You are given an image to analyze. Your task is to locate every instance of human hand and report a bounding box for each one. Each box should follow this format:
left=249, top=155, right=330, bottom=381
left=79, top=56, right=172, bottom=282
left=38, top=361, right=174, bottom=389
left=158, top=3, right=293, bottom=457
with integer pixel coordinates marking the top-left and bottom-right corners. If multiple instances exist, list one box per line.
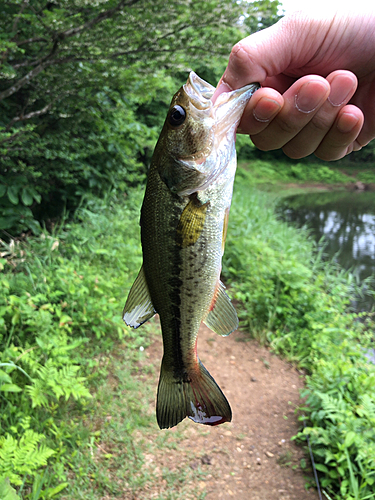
left=213, top=10, right=375, bottom=160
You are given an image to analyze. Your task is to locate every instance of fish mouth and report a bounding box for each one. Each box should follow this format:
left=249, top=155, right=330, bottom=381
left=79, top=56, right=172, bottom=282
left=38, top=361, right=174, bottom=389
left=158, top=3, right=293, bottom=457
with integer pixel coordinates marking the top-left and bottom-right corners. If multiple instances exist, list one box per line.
left=183, top=71, right=259, bottom=140
left=213, top=81, right=260, bottom=136
left=183, top=72, right=215, bottom=110
left=184, top=71, right=259, bottom=120
left=177, top=73, right=260, bottom=195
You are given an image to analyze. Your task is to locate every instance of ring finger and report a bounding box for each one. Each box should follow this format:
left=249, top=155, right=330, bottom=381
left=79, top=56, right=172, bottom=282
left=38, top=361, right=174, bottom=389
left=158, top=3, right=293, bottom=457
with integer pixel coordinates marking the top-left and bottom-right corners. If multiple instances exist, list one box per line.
left=282, top=70, right=358, bottom=159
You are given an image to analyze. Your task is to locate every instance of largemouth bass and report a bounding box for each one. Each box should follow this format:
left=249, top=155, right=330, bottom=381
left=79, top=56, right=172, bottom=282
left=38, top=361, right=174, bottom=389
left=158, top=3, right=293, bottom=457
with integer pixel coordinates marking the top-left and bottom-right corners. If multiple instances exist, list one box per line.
left=123, top=72, right=259, bottom=429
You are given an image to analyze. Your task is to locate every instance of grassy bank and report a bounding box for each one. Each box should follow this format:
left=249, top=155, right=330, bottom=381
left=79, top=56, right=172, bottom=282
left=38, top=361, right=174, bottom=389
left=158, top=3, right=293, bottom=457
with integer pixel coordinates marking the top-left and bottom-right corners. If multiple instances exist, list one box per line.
left=0, top=190, right=210, bottom=499
left=223, top=168, right=375, bottom=499
left=236, top=139, right=375, bottom=189
left=1, top=163, right=375, bottom=499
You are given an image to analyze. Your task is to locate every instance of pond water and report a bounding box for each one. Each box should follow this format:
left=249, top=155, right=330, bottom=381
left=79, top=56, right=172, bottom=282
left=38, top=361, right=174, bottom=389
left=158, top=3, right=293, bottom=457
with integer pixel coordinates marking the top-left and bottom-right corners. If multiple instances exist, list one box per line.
left=277, top=190, right=375, bottom=311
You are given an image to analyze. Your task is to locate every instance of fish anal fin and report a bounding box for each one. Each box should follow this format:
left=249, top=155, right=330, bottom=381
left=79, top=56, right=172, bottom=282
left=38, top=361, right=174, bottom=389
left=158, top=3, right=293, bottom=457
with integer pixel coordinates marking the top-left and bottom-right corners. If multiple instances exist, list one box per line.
left=176, top=195, right=209, bottom=248
left=204, top=280, right=238, bottom=336
left=156, top=358, right=231, bottom=429
left=123, top=265, right=155, bottom=328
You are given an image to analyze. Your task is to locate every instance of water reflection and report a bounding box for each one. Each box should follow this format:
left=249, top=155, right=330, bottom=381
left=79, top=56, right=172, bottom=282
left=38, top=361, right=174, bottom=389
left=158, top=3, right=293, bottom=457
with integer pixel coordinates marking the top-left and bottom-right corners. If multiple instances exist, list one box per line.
left=278, top=191, right=375, bottom=310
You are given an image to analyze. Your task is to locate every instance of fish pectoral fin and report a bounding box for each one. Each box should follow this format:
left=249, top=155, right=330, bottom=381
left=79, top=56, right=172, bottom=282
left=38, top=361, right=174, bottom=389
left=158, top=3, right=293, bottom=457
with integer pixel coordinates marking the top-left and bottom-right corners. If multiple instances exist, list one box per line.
left=204, top=280, right=238, bottom=336
left=156, top=358, right=232, bottom=429
left=123, top=265, right=155, bottom=328
left=176, top=194, right=210, bottom=248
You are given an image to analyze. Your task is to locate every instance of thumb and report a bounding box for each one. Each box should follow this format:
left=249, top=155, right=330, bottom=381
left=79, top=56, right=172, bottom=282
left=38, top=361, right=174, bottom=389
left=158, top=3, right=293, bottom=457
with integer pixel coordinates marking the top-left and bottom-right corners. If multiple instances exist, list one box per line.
left=212, top=13, right=320, bottom=102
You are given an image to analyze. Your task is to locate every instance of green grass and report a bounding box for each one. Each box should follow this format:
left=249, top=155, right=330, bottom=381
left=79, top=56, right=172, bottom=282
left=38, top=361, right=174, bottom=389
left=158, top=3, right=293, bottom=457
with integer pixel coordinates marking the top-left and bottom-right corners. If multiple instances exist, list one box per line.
left=236, top=141, right=375, bottom=188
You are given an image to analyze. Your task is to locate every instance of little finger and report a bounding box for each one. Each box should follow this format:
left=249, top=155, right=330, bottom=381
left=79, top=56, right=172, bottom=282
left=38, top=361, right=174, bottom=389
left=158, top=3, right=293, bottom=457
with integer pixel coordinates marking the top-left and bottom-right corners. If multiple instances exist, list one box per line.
left=314, top=105, right=364, bottom=161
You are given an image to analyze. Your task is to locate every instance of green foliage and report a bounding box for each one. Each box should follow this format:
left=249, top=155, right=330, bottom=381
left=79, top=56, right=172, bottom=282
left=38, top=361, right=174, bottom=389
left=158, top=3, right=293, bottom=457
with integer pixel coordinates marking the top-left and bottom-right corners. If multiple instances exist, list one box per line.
left=0, top=0, right=253, bottom=235
left=223, top=169, right=375, bottom=499
left=0, top=426, right=55, bottom=486
left=237, top=129, right=375, bottom=187
left=0, top=188, right=145, bottom=495
left=238, top=156, right=359, bottom=185
left=288, top=163, right=349, bottom=183
left=0, top=478, right=20, bottom=500
left=244, top=0, right=283, bottom=32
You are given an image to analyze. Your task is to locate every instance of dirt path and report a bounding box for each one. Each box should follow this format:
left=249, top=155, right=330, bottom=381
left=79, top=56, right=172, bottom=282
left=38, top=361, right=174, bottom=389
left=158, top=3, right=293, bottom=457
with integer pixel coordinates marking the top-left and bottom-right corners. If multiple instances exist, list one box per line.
left=136, top=322, right=319, bottom=500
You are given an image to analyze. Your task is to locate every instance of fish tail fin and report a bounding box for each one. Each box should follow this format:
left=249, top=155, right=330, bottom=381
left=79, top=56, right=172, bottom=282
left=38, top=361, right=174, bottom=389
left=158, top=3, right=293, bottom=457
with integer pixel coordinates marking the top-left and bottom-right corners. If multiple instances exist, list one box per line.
left=156, top=358, right=232, bottom=429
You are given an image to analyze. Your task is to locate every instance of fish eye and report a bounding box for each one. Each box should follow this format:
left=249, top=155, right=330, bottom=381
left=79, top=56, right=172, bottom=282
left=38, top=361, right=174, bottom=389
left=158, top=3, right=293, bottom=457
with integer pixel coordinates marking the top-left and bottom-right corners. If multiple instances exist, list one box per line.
left=169, top=105, right=186, bottom=127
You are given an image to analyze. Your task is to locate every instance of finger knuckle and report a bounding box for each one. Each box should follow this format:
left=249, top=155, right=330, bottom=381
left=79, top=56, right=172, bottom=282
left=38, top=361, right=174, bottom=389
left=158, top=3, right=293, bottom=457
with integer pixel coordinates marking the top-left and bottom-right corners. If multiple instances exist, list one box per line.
left=309, top=113, right=333, bottom=133
left=251, top=134, right=274, bottom=151
left=314, top=151, right=336, bottom=161
left=314, top=147, right=343, bottom=161
left=229, top=42, right=255, bottom=71
left=282, top=143, right=307, bottom=160
left=276, top=118, right=299, bottom=136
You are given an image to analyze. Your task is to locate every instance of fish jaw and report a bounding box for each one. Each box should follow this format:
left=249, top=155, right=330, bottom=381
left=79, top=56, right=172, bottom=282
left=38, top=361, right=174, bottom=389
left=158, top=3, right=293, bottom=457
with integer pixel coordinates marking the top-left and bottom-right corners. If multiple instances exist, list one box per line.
left=176, top=79, right=259, bottom=196
left=183, top=72, right=215, bottom=109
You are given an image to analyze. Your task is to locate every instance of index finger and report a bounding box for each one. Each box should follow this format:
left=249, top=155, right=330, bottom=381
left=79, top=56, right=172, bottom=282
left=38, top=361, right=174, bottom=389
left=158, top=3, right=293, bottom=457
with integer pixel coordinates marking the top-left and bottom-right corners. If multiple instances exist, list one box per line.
left=212, top=23, right=287, bottom=103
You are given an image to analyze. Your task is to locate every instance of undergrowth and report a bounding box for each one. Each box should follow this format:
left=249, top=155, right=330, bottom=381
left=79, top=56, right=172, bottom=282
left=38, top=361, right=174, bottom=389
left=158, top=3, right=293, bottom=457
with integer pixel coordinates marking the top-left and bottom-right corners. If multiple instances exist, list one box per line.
left=2, top=163, right=375, bottom=499
left=0, top=190, right=147, bottom=497
left=223, top=168, right=375, bottom=500
left=236, top=145, right=375, bottom=187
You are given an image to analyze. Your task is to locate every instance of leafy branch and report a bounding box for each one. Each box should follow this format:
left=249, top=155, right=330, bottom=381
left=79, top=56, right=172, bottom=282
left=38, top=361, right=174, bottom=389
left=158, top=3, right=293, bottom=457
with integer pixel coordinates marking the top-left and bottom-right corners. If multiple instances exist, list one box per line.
left=0, top=0, right=139, bottom=101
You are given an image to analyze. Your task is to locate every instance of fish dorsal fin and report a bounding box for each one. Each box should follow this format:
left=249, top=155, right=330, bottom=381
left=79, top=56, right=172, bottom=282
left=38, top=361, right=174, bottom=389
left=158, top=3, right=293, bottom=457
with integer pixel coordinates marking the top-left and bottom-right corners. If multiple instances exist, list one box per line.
left=176, top=195, right=209, bottom=248
left=204, top=281, right=238, bottom=336
left=123, top=265, right=155, bottom=329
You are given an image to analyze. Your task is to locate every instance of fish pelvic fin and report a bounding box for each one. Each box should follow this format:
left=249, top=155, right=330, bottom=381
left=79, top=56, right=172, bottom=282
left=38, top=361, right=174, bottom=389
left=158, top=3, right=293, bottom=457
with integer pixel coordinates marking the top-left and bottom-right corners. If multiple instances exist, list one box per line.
left=123, top=265, right=155, bottom=328
left=204, top=280, right=238, bottom=336
left=156, top=358, right=232, bottom=429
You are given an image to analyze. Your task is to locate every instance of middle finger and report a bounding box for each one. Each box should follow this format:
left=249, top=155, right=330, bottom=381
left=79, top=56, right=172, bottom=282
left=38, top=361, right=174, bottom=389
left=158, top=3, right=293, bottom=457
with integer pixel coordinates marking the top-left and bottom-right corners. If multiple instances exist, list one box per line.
left=250, top=75, right=330, bottom=151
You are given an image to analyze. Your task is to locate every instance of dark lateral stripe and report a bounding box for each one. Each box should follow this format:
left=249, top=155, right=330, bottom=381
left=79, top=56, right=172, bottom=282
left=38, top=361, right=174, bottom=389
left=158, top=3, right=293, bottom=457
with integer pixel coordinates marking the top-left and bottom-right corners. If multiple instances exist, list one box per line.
left=168, top=233, right=185, bottom=380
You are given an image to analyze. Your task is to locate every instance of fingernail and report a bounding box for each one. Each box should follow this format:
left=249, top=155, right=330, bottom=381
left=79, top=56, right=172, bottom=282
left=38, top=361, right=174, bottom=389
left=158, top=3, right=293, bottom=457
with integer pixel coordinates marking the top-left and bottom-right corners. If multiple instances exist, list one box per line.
left=328, top=75, right=354, bottom=106
left=337, top=112, right=359, bottom=133
left=295, top=81, right=327, bottom=113
left=217, top=81, right=233, bottom=93
left=253, top=97, right=281, bottom=122
left=212, top=81, right=232, bottom=103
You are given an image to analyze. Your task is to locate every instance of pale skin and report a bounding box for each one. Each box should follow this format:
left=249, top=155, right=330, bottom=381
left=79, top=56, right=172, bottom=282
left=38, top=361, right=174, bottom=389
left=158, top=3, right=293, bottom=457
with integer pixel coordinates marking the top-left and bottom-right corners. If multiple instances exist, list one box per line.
left=213, top=10, right=375, bottom=161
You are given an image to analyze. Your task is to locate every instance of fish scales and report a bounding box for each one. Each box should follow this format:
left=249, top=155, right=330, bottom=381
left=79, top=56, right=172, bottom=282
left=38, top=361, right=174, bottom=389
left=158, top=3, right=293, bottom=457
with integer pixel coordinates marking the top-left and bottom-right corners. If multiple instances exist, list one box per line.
left=123, top=72, right=259, bottom=429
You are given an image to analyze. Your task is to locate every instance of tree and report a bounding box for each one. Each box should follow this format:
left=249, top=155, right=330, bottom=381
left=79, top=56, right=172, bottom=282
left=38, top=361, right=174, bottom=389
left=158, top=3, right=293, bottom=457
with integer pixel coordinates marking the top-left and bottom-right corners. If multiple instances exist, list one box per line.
left=0, top=0, right=278, bottom=235
left=244, top=0, right=283, bottom=33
